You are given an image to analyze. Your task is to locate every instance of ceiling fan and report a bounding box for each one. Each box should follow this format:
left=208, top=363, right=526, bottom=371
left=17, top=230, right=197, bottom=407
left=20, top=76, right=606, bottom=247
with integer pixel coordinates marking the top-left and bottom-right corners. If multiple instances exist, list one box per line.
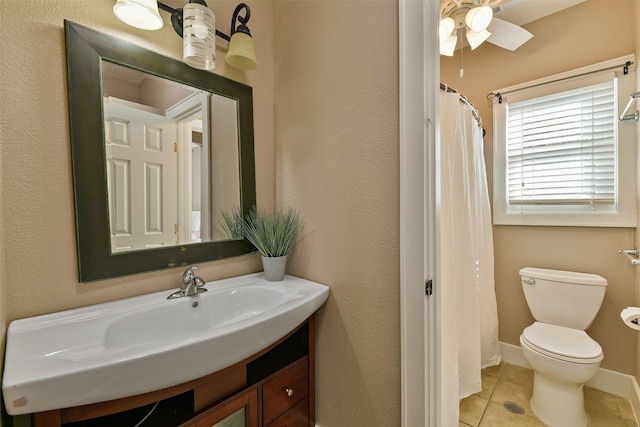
left=439, top=0, right=533, bottom=56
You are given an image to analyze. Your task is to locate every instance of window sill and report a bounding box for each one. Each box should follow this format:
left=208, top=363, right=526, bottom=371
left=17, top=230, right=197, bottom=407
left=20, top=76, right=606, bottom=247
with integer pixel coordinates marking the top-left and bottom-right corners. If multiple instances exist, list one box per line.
left=493, top=212, right=637, bottom=228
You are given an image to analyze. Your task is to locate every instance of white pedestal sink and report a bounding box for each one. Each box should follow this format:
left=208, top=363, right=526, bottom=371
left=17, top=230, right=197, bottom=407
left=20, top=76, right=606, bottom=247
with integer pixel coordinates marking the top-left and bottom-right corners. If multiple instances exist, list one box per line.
left=2, top=273, right=329, bottom=415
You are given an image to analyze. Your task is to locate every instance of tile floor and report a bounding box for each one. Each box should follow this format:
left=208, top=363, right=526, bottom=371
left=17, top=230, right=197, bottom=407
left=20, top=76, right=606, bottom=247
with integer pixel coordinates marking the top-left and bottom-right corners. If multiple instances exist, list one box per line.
left=459, top=362, right=638, bottom=427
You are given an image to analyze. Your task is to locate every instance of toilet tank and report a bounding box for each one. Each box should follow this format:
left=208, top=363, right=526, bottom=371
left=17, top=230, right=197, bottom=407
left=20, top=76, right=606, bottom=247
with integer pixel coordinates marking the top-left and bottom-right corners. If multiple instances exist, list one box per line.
left=520, top=267, right=607, bottom=330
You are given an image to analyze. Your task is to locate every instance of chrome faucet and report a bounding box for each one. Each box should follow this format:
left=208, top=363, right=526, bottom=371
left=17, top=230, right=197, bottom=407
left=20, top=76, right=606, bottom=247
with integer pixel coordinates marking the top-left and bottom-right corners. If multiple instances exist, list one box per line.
left=167, top=265, right=208, bottom=299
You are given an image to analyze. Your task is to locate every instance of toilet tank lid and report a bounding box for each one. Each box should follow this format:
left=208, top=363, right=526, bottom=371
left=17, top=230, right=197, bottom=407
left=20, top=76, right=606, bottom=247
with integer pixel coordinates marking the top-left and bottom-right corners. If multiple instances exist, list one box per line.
left=519, top=267, right=607, bottom=287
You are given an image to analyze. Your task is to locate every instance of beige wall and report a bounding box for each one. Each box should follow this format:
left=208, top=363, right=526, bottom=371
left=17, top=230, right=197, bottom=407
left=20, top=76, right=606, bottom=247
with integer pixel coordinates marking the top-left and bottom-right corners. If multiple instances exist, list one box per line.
left=0, top=0, right=274, bottom=322
left=273, top=1, right=400, bottom=425
left=442, top=0, right=638, bottom=374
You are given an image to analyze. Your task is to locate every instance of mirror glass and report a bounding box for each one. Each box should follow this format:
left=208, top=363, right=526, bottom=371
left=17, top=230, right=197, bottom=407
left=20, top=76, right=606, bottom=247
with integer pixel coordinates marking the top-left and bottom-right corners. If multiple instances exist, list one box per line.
left=102, top=61, right=241, bottom=253
left=65, top=21, right=256, bottom=282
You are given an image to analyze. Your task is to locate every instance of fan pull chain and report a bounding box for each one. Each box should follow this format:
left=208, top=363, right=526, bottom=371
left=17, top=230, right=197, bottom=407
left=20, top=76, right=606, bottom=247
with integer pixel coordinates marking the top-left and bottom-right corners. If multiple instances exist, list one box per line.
left=459, top=31, right=464, bottom=78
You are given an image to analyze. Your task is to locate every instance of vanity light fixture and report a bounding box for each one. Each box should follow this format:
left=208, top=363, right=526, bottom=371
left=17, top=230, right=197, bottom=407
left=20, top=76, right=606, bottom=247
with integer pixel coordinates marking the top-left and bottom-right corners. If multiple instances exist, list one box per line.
left=113, top=0, right=164, bottom=30
left=113, top=0, right=258, bottom=71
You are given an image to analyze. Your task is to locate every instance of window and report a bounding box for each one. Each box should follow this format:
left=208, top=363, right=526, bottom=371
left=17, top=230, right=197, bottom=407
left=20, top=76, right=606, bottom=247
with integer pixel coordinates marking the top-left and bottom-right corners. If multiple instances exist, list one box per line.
left=493, top=56, right=637, bottom=227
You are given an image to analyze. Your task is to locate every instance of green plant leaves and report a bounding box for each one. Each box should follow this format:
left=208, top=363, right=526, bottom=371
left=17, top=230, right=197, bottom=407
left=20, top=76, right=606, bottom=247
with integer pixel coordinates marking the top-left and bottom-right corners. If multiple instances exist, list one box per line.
left=242, top=206, right=303, bottom=257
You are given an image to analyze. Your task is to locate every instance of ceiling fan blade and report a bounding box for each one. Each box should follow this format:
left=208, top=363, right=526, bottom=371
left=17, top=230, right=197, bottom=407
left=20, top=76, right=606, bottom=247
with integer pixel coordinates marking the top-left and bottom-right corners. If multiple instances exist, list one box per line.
left=486, top=17, right=533, bottom=51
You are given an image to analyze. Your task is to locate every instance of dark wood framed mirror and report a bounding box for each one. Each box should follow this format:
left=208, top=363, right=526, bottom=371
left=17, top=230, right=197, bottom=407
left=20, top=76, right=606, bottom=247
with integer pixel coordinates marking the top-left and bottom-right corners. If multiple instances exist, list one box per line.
left=65, top=21, right=256, bottom=282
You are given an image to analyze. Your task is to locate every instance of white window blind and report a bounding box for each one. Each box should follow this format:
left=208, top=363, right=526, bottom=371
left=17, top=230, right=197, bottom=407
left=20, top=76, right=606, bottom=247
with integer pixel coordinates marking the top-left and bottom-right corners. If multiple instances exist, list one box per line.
left=506, top=80, right=616, bottom=206
left=492, top=54, right=637, bottom=227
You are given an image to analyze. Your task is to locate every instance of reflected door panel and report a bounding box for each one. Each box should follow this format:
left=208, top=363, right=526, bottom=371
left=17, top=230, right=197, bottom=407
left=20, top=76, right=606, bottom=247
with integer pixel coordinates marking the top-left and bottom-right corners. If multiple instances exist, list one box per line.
left=105, top=100, right=178, bottom=253
left=102, top=61, right=242, bottom=251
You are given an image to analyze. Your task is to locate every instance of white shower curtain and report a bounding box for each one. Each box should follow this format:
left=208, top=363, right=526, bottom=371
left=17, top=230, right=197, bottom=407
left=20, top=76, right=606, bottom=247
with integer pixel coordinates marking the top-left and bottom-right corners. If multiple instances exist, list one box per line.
left=439, top=91, right=501, bottom=425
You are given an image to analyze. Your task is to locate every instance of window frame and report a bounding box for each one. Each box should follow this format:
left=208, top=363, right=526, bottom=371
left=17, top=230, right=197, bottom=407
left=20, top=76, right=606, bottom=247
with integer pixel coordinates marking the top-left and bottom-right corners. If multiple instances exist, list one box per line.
left=492, top=55, right=637, bottom=227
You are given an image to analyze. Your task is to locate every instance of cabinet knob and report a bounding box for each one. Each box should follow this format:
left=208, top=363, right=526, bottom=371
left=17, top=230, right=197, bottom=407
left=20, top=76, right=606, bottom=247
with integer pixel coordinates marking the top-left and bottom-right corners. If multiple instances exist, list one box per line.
left=285, top=388, right=294, bottom=397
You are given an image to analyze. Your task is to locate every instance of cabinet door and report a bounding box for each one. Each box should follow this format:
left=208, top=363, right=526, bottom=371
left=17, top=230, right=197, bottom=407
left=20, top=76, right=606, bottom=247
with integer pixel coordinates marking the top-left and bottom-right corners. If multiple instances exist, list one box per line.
left=187, top=389, right=258, bottom=427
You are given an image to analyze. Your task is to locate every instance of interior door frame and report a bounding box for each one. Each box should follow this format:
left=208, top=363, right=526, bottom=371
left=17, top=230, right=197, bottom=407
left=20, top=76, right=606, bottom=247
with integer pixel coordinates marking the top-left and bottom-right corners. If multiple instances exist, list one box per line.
left=399, top=0, right=440, bottom=425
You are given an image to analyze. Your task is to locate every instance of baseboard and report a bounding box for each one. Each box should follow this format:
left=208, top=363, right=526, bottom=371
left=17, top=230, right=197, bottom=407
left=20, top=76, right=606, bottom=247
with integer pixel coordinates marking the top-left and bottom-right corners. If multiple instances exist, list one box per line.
left=499, top=341, right=531, bottom=369
left=499, top=341, right=639, bottom=400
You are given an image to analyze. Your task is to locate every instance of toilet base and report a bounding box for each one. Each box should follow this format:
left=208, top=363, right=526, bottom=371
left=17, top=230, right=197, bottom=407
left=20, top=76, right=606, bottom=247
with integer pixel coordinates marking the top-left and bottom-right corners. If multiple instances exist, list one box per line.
left=530, top=371, right=588, bottom=427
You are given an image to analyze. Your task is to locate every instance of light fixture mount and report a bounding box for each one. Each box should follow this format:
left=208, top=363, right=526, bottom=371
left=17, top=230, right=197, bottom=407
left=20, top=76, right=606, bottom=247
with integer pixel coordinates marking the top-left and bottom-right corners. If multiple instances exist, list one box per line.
left=230, top=3, right=252, bottom=37
left=439, top=0, right=502, bottom=57
left=443, top=3, right=474, bottom=30
left=158, top=0, right=229, bottom=40
left=440, top=0, right=501, bottom=32
left=157, top=1, right=252, bottom=41
left=114, top=0, right=258, bottom=70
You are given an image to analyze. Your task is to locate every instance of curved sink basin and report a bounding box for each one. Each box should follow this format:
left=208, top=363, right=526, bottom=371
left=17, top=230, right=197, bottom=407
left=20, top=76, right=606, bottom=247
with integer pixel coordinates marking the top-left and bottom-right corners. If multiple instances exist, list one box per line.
left=2, top=273, right=329, bottom=415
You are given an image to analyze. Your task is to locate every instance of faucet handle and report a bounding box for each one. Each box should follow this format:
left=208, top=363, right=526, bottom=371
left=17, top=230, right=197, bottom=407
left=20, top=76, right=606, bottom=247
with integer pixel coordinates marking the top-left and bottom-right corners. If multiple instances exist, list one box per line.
left=182, top=265, right=198, bottom=285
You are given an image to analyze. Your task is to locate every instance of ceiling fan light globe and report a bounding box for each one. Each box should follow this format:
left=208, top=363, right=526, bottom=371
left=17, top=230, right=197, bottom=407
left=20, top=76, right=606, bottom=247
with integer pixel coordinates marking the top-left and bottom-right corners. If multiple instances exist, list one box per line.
left=466, top=28, right=491, bottom=50
left=465, top=6, right=493, bottom=32
left=440, top=34, right=457, bottom=56
left=439, top=18, right=455, bottom=44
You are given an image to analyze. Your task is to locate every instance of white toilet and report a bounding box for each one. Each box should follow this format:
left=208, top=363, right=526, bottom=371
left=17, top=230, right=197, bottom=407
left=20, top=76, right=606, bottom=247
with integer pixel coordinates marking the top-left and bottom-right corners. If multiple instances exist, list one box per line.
left=519, top=267, right=607, bottom=427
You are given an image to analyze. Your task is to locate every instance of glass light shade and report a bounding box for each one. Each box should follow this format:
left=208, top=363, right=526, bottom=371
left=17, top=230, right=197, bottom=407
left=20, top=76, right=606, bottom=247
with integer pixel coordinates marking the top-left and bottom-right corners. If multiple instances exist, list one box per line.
left=465, top=6, right=493, bottom=32
left=113, top=0, right=163, bottom=30
left=466, top=28, right=491, bottom=50
left=440, top=34, right=457, bottom=56
left=183, top=3, right=216, bottom=71
left=226, top=32, right=258, bottom=70
left=439, top=18, right=455, bottom=44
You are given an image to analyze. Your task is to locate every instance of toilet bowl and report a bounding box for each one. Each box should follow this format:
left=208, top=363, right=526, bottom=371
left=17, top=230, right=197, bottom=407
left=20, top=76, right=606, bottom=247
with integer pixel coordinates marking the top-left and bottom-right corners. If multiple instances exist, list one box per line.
left=519, top=267, right=607, bottom=427
left=520, top=322, right=603, bottom=427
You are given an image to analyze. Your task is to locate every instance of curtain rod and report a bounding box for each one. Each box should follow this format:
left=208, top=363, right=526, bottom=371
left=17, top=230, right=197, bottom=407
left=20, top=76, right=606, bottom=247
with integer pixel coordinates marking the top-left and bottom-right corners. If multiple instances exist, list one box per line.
left=489, top=59, right=634, bottom=103
left=440, top=83, right=483, bottom=130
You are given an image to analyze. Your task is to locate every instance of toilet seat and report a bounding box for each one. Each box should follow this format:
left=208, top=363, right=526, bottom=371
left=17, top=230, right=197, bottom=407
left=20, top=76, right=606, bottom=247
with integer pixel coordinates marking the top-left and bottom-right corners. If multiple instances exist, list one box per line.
left=521, top=322, right=603, bottom=364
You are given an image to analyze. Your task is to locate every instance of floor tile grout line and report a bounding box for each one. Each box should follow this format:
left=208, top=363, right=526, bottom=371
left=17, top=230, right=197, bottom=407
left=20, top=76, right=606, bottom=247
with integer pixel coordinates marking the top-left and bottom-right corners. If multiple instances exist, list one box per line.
left=463, top=362, right=640, bottom=426
left=476, top=362, right=503, bottom=426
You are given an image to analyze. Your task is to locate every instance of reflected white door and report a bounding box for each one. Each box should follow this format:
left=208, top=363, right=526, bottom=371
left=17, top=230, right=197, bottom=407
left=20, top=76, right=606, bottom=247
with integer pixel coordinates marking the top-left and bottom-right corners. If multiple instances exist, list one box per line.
left=104, top=102, right=178, bottom=252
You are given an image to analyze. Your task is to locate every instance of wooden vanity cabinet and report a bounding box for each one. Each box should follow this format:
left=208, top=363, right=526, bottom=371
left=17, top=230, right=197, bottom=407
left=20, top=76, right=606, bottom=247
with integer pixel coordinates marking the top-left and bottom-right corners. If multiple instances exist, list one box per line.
left=184, top=358, right=310, bottom=427
left=183, top=389, right=259, bottom=427
left=29, top=316, right=315, bottom=427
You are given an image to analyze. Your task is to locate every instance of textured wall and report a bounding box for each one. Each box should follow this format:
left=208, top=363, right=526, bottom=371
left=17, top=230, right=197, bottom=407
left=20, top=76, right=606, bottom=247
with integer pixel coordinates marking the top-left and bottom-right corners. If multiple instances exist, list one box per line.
left=0, top=1, right=273, bottom=320
left=441, top=0, right=638, bottom=374
left=273, top=1, right=401, bottom=425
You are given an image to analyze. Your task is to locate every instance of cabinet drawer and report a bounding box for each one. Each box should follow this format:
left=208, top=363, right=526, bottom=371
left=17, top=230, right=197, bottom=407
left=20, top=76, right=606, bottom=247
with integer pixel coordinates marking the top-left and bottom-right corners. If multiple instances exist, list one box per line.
left=262, top=359, right=308, bottom=425
left=266, top=398, right=309, bottom=427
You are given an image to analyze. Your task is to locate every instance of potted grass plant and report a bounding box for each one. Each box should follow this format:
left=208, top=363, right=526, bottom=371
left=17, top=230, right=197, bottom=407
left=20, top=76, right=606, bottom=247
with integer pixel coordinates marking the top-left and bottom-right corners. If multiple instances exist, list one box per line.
left=242, top=206, right=304, bottom=281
